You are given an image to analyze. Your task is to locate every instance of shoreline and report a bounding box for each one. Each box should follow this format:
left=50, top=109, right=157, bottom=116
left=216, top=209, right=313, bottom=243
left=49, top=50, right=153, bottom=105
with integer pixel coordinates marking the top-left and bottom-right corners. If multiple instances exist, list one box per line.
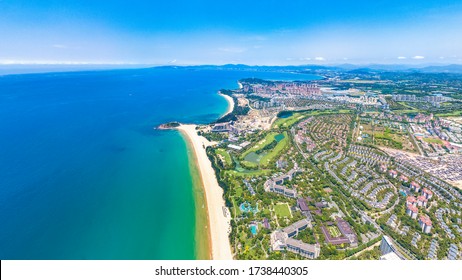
left=177, top=124, right=233, bottom=260
left=218, top=93, right=235, bottom=118
left=184, top=138, right=212, bottom=260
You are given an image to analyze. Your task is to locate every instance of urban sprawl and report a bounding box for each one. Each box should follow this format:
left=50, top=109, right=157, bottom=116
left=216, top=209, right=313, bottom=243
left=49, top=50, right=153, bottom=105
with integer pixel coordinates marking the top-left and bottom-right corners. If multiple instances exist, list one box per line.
left=200, top=69, right=462, bottom=260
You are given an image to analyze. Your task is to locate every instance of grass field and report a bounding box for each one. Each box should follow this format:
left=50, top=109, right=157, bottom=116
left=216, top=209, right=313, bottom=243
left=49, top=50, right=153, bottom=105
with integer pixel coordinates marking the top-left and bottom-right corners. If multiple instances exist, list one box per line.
left=240, top=160, right=258, bottom=169
left=422, top=137, right=444, bottom=144
left=328, top=225, right=341, bottom=238
left=435, top=110, right=462, bottom=117
left=240, top=131, right=290, bottom=168
left=274, top=203, right=292, bottom=218
left=216, top=148, right=233, bottom=167
left=397, top=102, right=419, bottom=110
left=260, top=131, right=289, bottom=168
left=234, top=187, right=243, bottom=197
left=241, top=132, right=279, bottom=159
left=225, top=169, right=272, bottom=178
left=231, top=197, right=240, bottom=215
left=360, top=122, right=417, bottom=152
left=392, top=109, right=421, bottom=114
left=374, top=132, right=403, bottom=149
left=272, top=113, right=305, bottom=129
left=272, top=110, right=353, bottom=129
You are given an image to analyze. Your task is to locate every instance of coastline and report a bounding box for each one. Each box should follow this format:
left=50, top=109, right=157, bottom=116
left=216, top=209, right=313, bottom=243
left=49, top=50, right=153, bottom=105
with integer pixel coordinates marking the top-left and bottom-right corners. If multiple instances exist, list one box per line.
left=177, top=124, right=233, bottom=260
left=184, top=140, right=212, bottom=259
left=218, top=93, right=235, bottom=118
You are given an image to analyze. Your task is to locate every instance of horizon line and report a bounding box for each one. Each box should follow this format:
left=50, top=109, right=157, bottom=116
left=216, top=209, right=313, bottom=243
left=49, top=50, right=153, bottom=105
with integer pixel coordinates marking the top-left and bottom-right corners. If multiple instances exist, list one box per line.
left=2, top=62, right=462, bottom=68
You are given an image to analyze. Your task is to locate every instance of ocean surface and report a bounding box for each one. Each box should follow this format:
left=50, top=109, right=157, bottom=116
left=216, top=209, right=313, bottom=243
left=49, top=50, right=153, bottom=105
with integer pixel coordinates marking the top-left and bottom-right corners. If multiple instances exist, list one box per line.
left=0, top=67, right=319, bottom=259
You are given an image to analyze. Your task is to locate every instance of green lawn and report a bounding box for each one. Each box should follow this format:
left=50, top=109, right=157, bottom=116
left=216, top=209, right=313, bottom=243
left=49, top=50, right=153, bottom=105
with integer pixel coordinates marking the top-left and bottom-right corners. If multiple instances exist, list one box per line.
left=225, top=169, right=272, bottom=178
left=397, top=102, right=418, bottom=110
left=272, top=110, right=353, bottom=129
left=260, top=131, right=289, bottom=168
left=435, top=110, right=462, bottom=117
left=240, top=160, right=259, bottom=169
left=216, top=148, right=233, bottom=167
left=272, top=113, right=305, bottom=129
left=374, top=131, right=403, bottom=149
left=422, top=137, right=444, bottom=144
left=337, top=109, right=353, bottom=114
left=239, top=131, right=289, bottom=168
left=234, top=187, right=243, bottom=197
left=274, top=203, right=292, bottom=218
left=328, top=225, right=341, bottom=238
left=231, top=197, right=240, bottom=215
left=392, top=109, right=421, bottom=114
left=241, top=132, right=279, bottom=159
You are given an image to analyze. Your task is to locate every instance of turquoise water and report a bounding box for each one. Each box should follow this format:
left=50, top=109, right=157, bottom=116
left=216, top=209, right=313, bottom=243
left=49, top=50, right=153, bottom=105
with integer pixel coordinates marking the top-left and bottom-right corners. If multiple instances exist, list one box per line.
left=0, top=67, right=320, bottom=259
left=239, top=202, right=259, bottom=214
left=250, top=224, right=258, bottom=235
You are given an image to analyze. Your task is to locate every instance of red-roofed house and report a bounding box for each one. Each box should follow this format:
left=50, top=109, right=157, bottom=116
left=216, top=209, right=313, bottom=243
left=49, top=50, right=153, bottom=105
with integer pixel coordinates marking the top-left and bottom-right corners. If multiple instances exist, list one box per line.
left=388, top=170, right=398, bottom=178
left=410, top=181, right=421, bottom=192
left=422, top=188, right=433, bottom=200
left=406, top=204, right=418, bottom=219
left=418, top=215, right=432, bottom=233
left=406, top=196, right=416, bottom=206
left=380, top=164, right=387, bottom=173
left=417, top=196, right=428, bottom=207
left=400, top=175, right=409, bottom=183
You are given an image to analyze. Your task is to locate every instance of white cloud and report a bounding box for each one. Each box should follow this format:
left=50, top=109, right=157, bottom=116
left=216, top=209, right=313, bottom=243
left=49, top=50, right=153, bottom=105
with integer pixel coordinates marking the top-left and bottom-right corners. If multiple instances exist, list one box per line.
left=397, top=56, right=407, bottom=60
left=314, top=57, right=325, bottom=61
left=217, top=47, right=246, bottom=53
left=412, top=55, right=425, bottom=60
left=52, top=44, right=67, bottom=49
left=300, top=57, right=311, bottom=61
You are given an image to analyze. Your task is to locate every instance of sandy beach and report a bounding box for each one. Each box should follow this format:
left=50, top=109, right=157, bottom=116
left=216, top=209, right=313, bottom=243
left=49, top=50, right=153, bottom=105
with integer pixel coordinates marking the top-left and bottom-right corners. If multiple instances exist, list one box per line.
left=218, top=93, right=234, bottom=117
left=177, top=124, right=233, bottom=260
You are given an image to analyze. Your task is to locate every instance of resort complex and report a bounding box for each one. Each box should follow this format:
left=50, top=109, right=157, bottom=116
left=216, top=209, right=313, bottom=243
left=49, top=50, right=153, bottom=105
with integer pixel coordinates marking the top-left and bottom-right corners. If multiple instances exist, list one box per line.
left=181, top=69, right=462, bottom=260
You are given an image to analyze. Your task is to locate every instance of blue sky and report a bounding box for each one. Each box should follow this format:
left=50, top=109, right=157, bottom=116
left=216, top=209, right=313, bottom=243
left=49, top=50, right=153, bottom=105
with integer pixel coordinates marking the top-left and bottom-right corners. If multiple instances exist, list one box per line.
left=1, top=0, right=462, bottom=65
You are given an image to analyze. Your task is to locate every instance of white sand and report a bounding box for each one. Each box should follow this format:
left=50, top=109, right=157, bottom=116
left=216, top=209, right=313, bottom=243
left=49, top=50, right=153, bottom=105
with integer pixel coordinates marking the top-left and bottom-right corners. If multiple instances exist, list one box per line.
left=218, top=93, right=234, bottom=118
left=177, top=124, right=233, bottom=260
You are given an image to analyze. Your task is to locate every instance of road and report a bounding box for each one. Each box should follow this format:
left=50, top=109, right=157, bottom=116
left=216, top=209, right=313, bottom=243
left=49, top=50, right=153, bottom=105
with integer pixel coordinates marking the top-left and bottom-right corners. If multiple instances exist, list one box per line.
left=291, top=127, right=417, bottom=260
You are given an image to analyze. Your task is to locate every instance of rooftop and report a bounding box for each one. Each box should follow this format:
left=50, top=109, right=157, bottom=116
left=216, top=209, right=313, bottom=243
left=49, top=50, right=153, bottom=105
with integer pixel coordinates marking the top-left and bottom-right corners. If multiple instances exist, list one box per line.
left=419, top=215, right=432, bottom=226
left=407, top=204, right=418, bottom=213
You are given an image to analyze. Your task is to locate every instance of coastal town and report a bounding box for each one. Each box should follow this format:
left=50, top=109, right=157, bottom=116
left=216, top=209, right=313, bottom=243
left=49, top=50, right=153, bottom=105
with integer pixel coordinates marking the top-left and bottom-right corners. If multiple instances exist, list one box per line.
left=5, top=3, right=462, bottom=279
left=172, top=69, right=462, bottom=260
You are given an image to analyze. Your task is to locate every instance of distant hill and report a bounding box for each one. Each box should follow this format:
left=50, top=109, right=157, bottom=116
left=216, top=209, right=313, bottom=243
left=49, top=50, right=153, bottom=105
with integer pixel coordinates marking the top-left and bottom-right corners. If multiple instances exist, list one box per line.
left=413, top=64, right=462, bottom=73
left=4, top=63, right=462, bottom=76
left=154, top=64, right=462, bottom=74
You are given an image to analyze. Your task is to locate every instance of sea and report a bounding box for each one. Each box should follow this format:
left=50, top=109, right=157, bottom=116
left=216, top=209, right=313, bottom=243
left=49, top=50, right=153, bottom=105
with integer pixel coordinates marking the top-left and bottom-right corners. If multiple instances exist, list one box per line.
left=0, top=67, right=320, bottom=259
